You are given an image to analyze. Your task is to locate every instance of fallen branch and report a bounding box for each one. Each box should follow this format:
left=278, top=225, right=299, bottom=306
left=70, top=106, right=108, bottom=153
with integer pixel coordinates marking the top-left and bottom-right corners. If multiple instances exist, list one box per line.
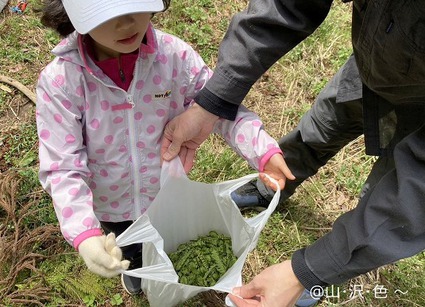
left=0, top=75, right=36, bottom=104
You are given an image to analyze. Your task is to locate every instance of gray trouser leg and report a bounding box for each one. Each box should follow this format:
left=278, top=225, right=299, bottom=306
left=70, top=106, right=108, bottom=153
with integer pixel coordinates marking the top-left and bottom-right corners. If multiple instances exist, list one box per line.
left=359, top=156, right=395, bottom=199
left=257, top=57, right=364, bottom=202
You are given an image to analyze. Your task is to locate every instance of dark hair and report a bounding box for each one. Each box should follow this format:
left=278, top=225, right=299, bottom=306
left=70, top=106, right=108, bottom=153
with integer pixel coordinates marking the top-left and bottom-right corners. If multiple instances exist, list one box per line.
left=38, top=0, right=172, bottom=37
left=38, top=0, right=73, bottom=37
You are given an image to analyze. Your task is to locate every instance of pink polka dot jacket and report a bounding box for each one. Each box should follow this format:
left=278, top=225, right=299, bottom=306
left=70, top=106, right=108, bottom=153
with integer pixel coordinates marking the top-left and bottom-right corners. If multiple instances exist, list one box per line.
left=36, top=24, right=282, bottom=249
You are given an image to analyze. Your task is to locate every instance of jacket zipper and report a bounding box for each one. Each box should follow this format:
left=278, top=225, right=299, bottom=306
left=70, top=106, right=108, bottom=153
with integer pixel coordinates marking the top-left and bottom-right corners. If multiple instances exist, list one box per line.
left=126, top=89, right=142, bottom=218
left=118, top=54, right=126, bottom=83
left=86, top=54, right=141, bottom=218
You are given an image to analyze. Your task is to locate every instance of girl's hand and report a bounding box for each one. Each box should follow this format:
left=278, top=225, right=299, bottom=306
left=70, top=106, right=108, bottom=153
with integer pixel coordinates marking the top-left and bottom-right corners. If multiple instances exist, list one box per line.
left=78, top=233, right=130, bottom=278
left=261, top=153, right=295, bottom=191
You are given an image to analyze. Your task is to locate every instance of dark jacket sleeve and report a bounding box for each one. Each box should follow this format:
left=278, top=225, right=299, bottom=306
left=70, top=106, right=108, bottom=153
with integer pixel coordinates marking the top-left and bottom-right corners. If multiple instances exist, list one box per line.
left=195, top=0, right=334, bottom=120
left=292, top=125, right=425, bottom=289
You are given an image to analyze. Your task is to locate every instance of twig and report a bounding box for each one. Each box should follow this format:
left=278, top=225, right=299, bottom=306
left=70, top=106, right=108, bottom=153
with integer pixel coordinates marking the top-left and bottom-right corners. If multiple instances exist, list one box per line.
left=299, top=226, right=332, bottom=231
left=0, top=75, right=36, bottom=104
left=8, top=104, right=21, bottom=120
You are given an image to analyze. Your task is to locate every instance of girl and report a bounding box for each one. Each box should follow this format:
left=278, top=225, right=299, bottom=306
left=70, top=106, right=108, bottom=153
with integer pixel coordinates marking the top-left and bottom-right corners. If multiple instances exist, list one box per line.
left=36, top=0, right=294, bottom=295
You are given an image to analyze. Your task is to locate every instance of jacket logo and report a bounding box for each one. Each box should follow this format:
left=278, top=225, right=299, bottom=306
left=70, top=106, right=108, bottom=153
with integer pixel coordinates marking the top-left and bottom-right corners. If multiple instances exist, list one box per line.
left=154, top=90, right=171, bottom=99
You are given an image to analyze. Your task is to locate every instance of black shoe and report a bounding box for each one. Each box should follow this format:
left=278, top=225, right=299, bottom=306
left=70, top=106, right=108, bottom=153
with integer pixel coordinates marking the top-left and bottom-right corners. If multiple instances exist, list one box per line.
left=121, top=249, right=143, bottom=295
left=121, top=274, right=142, bottom=295
left=231, top=180, right=271, bottom=211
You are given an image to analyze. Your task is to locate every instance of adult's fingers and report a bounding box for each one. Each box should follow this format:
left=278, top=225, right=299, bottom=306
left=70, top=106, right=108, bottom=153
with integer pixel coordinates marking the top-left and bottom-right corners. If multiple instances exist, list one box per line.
left=162, top=119, right=185, bottom=161
left=227, top=293, right=262, bottom=307
left=179, top=146, right=196, bottom=173
left=233, top=283, right=264, bottom=303
left=162, top=104, right=218, bottom=162
left=160, top=135, right=172, bottom=163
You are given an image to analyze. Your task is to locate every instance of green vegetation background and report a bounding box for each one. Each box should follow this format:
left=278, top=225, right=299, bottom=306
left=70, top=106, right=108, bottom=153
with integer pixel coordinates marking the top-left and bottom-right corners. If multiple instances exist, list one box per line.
left=0, top=0, right=423, bottom=306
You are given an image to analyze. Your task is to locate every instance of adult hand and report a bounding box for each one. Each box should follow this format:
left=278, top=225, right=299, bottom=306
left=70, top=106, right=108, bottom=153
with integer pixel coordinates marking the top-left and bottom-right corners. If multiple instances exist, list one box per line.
left=261, top=154, right=295, bottom=191
left=228, top=260, right=304, bottom=307
left=78, top=233, right=130, bottom=278
left=161, top=103, right=218, bottom=173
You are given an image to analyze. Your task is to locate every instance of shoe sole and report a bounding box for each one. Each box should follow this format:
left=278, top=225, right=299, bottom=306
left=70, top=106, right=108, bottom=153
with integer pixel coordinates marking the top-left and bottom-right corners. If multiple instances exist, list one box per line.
left=121, top=274, right=142, bottom=295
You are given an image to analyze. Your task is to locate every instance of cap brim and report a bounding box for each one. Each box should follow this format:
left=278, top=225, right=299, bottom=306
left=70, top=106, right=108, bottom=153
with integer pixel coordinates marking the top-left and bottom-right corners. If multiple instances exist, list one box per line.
left=63, top=0, right=164, bottom=34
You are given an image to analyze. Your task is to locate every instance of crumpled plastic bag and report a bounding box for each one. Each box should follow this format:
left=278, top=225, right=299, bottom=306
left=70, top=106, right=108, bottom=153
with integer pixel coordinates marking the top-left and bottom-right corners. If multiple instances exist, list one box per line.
left=116, top=157, right=280, bottom=307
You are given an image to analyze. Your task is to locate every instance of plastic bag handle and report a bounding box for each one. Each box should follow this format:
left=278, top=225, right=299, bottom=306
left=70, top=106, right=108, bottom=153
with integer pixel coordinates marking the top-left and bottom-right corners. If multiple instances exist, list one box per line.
left=160, top=157, right=188, bottom=188
left=161, top=157, right=281, bottom=232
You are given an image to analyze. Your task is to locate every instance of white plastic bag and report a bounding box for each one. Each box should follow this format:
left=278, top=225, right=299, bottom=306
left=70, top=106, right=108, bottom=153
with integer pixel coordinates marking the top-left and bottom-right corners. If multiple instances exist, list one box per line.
left=0, top=0, right=8, bottom=12
left=116, top=158, right=280, bottom=307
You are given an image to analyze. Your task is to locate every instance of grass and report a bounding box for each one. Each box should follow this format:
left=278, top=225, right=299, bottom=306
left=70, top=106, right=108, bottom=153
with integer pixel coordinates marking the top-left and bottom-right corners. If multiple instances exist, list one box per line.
left=0, top=0, right=424, bottom=306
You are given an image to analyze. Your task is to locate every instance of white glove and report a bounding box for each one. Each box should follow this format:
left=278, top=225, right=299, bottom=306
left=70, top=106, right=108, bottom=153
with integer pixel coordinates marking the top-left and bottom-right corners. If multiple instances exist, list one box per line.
left=78, top=233, right=130, bottom=278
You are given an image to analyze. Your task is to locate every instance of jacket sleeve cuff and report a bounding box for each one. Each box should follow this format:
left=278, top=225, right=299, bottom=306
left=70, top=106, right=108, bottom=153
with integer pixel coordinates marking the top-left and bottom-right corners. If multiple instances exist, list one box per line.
left=73, top=228, right=103, bottom=251
left=292, top=248, right=328, bottom=290
left=259, top=149, right=283, bottom=172
left=195, top=87, right=239, bottom=120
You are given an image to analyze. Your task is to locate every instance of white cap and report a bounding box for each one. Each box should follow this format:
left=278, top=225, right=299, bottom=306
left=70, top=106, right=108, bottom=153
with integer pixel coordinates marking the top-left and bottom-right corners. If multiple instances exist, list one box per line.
left=62, top=0, right=165, bottom=34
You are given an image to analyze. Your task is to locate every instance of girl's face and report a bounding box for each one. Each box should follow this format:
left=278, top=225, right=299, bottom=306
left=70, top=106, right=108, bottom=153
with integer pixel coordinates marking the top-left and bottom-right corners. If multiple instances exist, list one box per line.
left=89, top=13, right=151, bottom=60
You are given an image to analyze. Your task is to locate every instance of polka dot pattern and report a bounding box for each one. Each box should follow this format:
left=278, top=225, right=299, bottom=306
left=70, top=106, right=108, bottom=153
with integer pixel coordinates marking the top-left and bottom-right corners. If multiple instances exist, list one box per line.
left=104, top=135, right=113, bottom=144
left=134, top=112, right=143, bottom=120
left=62, top=100, right=72, bottom=109
left=82, top=217, right=93, bottom=227
left=50, top=162, right=59, bottom=171
left=113, top=116, right=123, bottom=124
left=100, top=100, right=110, bottom=110
left=52, top=75, right=65, bottom=88
left=74, top=159, right=83, bottom=167
left=99, top=196, right=108, bottom=202
left=76, top=86, right=84, bottom=97
left=65, top=134, right=76, bottom=143
left=37, top=30, right=279, bottom=247
left=62, top=207, right=73, bottom=218
left=136, top=80, right=144, bottom=90
left=153, top=75, right=162, bottom=85
left=40, top=129, right=50, bottom=140
left=54, top=114, right=63, bottom=123
left=90, top=119, right=100, bottom=129
left=42, top=92, right=51, bottom=102
left=156, top=109, right=166, bottom=117
left=143, top=95, right=152, bottom=103
left=147, top=125, right=155, bottom=134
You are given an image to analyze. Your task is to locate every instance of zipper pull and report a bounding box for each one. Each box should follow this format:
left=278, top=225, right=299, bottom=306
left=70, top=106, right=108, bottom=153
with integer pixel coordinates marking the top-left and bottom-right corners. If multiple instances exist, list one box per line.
left=118, top=54, right=126, bottom=83
left=119, top=69, right=126, bottom=83
left=127, top=94, right=135, bottom=108
left=385, top=20, right=394, bottom=33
